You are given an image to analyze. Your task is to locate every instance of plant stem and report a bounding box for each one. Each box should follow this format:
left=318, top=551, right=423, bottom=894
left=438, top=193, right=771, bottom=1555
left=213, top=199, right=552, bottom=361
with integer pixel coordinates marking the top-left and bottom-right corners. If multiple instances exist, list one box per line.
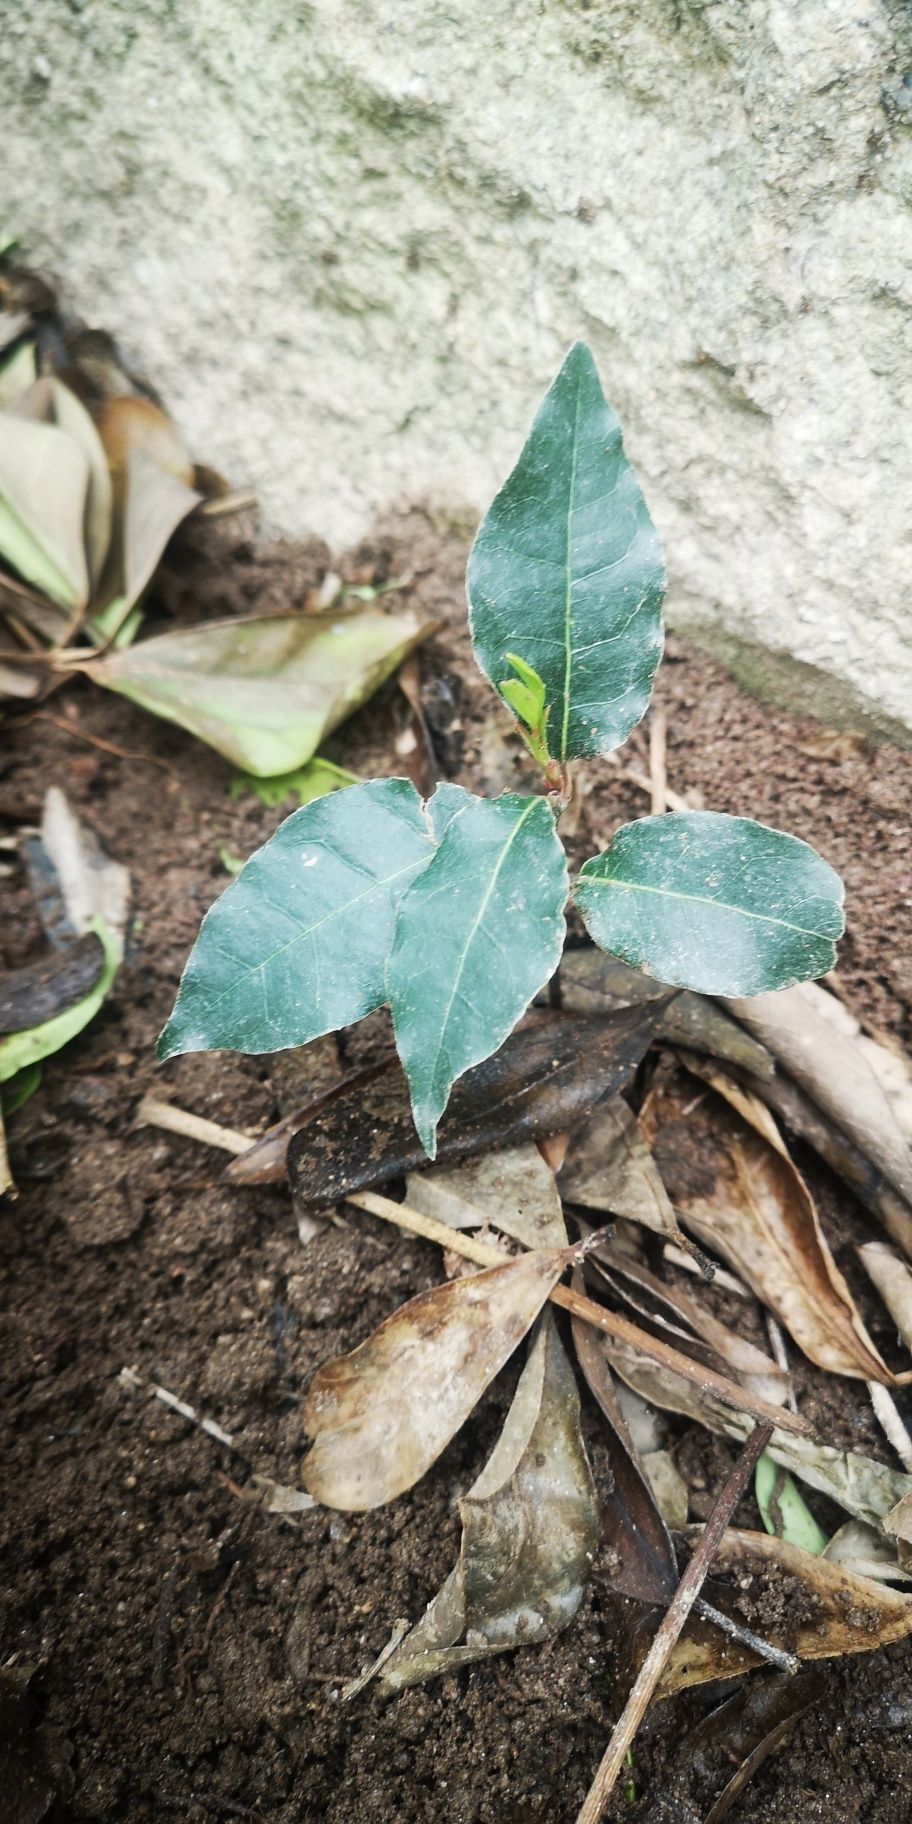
left=574, top=1421, right=773, bottom=1824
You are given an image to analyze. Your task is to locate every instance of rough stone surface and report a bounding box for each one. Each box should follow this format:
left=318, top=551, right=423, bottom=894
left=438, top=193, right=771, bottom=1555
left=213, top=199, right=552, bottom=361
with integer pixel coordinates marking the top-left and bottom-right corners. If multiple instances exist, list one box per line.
left=3, top=1, right=911, bottom=734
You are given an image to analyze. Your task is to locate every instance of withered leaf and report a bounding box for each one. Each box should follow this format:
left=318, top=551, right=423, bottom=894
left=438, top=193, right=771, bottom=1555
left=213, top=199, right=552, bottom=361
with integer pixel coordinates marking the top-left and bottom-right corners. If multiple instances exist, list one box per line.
left=724, top=982, right=912, bottom=1208
left=288, top=1005, right=666, bottom=1208
left=823, top=1518, right=911, bottom=1584
left=406, top=1140, right=567, bottom=1250
left=657, top=1528, right=912, bottom=1694
left=858, top=1241, right=912, bottom=1353
left=883, top=1491, right=912, bottom=1565
left=302, top=1244, right=571, bottom=1510
left=558, top=947, right=773, bottom=1079
left=638, top=1669, right=825, bottom=1824
left=558, top=1094, right=693, bottom=1254
left=376, top=1311, right=599, bottom=1690
left=642, top=1061, right=892, bottom=1383
left=0, top=932, right=104, bottom=1035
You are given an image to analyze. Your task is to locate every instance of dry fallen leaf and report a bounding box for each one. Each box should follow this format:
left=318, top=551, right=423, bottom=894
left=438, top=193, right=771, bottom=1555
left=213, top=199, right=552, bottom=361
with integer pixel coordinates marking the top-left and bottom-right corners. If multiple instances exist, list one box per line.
left=558, top=1095, right=695, bottom=1256
left=724, top=982, right=912, bottom=1207
left=657, top=1528, right=912, bottom=1694
left=559, top=948, right=774, bottom=1079
left=883, top=1492, right=912, bottom=1566
left=302, top=1243, right=572, bottom=1510
left=823, top=1518, right=912, bottom=1584
left=642, top=1061, right=893, bottom=1383
left=376, top=1311, right=599, bottom=1691
left=406, top=1140, right=567, bottom=1250
left=858, top=1241, right=912, bottom=1354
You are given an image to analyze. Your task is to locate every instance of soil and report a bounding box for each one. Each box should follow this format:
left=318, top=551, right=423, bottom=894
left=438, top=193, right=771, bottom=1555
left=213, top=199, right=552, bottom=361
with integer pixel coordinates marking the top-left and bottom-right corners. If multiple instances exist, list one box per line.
left=2, top=509, right=912, bottom=1824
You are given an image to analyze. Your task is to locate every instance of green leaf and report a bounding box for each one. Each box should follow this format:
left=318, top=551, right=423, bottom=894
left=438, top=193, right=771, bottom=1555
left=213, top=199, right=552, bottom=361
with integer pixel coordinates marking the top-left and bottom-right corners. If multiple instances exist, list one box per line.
left=467, top=341, right=664, bottom=761
left=1, top=1061, right=42, bottom=1115
left=229, top=756, right=358, bottom=809
left=158, top=777, right=435, bottom=1061
left=388, top=793, right=568, bottom=1157
left=92, top=606, right=434, bottom=775
left=756, top=1451, right=829, bottom=1555
left=0, top=918, right=120, bottom=1084
left=500, top=651, right=547, bottom=732
left=575, top=811, right=844, bottom=996
left=0, top=410, right=90, bottom=608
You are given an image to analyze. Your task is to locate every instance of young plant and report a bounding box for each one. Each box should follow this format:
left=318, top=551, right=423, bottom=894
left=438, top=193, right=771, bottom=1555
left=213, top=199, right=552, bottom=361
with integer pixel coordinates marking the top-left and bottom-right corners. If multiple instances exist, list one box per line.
left=158, top=343, right=844, bottom=1156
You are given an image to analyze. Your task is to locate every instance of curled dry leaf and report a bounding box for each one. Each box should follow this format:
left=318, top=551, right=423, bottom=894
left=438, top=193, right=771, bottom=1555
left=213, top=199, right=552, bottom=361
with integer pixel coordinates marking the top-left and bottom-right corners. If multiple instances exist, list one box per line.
left=796, top=980, right=912, bottom=1142
left=558, top=1095, right=695, bottom=1256
left=287, top=1005, right=666, bottom=1208
left=823, top=1519, right=912, bottom=1584
left=883, top=1492, right=912, bottom=1565
left=376, top=1311, right=599, bottom=1691
left=724, top=982, right=912, bottom=1208
left=92, top=606, right=434, bottom=775
left=858, top=1241, right=912, bottom=1353
left=558, top=948, right=774, bottom=1079
left=302, top=1243, right=572, bottom=1510
left=656, top=1528, right=912, bottom=1695
left=642, top=1060, right=892, bottom=1383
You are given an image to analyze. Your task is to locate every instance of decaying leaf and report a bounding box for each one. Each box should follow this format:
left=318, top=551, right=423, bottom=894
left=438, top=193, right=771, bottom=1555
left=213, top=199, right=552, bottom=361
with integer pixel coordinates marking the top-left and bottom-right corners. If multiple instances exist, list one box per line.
left=287, top=1004, right=666, bottom=1208
left=0, top=1663, right=75, bottom=1824
left=302, top=1243, right=571, bottom=1510
left=858, top=1241, right=912, bottom=1353
left=557, top=947, right=773, bottom=1079
left=724, top=982, right=912, bottom=1208
left=883, top=1492, right=912, bottom=1565
left=0, top=408, right=89, bottom=609
left=638, top=1669, right=825, bottom=1824
left=90, top=449, right=201, bottom=643
left=0, top=918, right=120, bottom=1086
left=558, top=1095, right=694, bottom=1255
left=657, top=1529, right=912, bottom=1694
left=375, top=1311, right=599, bottom=1690
left=406, top=1139, right=567, bottom=1250
left=823, top=1519, right=912, bottom=1584
left=92, top=606, right=435, bottom=775
left=642, top=1062, right=893, bottom=1383
left=33, top=786, right=131, bottom=955
left=0, top=932, right=104, bottom=1035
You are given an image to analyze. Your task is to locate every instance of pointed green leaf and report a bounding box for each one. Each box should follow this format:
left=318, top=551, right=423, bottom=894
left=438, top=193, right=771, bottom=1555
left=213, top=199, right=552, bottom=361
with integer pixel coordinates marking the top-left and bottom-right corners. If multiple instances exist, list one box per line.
left=158, top=777, right=434, bottom=1060
left=388, top=793, right=568, bottom=1156
left=576, top=811, right=844, bottom=997
left=93, top=605, right=433, bottom=775
left=467, top=341, right=664, bottom=761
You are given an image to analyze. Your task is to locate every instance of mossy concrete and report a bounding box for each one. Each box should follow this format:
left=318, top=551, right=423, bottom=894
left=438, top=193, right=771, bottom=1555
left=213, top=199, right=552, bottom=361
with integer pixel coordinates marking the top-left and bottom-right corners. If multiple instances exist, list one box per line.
left=3, top=0, right=911, bottom=735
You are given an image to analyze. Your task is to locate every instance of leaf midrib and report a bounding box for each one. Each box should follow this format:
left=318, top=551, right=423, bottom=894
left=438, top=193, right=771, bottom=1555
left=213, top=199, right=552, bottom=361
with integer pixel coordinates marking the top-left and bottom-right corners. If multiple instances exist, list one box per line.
left=577, top=872, right=833, bottom=940
left=560, top=373, right=583, bottom=762
left=428, top=799, right=541, bottom=1105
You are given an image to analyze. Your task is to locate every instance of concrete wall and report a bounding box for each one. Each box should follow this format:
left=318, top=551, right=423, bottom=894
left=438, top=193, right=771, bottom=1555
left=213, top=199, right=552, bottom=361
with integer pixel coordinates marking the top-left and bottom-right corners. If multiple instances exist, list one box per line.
left=4, top=1, right=911, bottom=737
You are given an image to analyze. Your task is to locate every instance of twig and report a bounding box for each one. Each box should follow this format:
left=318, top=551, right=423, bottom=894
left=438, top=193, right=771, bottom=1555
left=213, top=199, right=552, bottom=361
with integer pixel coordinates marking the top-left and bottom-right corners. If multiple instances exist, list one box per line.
left=662, top=1243, right=749, bottom=1297
left=136, top=1094, right=257, bottom=1156
left=765, top=1313, right=798, bottom=1414
left=575, top=1421, right=774, bottom=1824
left=116, top=1366, right=315, bottom=1515
left=16, top=711, right=179, bottom=776
left=605, top=752, right=693, bottom=813
left=347, top=1191, right=810, bottom=1438
left=0, top=1103, right=15, bottom=1200
left=693, top=1596, right=799, bottom=1675
left=868, top=1380, right=912, bottom=1475
left=649, top=707, right=668, bottom=815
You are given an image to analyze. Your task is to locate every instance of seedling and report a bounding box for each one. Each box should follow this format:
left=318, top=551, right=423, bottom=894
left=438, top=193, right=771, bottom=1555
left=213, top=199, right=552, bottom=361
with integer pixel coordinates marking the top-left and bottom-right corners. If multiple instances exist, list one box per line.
left=159, top=343, right=844, bottom=1156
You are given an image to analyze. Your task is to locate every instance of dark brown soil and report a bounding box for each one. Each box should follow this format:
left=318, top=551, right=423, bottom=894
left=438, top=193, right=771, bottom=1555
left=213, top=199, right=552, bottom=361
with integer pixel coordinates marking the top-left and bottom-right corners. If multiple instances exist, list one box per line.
left=2, top=510, right=912, bottom=1824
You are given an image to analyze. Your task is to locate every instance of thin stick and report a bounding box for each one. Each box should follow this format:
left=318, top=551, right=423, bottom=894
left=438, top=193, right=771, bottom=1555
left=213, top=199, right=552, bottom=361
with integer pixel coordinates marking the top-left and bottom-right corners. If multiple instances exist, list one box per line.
left=765, top=1313, right=798, bottom=1414
left=649, top=707, right=668, bottom=815
left=693, top=1596, right=799, bottom=1675
left=575, top=1422, right=773, bottom=1824
left=0, top=1104, right=15, bottom=1200
left=605, top=754, right=693, bottom=814
left=348, top=1191, right=810, bottom=1438
left=137, top=1094, right=257, bottom=1155
left=17, top=711, right=180, bottom=776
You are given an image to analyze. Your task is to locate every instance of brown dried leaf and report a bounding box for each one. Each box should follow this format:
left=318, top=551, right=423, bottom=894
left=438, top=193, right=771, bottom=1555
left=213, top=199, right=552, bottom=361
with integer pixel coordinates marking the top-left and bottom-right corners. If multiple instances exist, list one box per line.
left=288, top=1005, right=666, bottom=1207
left=558, top=1094, right=693, bottom=1254
left=642, top=1062, right=892, bottom=1383
left=376, top=1311, right=599, bottom=1690
left=823, top=1518, right=912, bottom=1584
left=638, top=1669, right=825, bottom=1824
left=302, top=1244, right=571, bottom=1510
left=724, top=982, right=912, bottom=1206
left=406, top=1140, right=567, bottom=1250
left=0, top=932, right=104, bottom=1035
left=883, top=1491, right=912, bottom=1565
left=658, top=1528, right=912, bottom=1694
left=560, top=948, right=773, bottom=1078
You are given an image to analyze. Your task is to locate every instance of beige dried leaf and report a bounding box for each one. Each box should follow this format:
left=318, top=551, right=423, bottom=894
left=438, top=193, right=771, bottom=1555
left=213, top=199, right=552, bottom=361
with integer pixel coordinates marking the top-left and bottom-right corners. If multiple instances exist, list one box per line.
left=406, top=1140, right=567, bottom=1250
left=642, top=1062, right=893, bottom=1383
left=558, top=1094, right=693, bottom=1254
left=377, top=1311, right=599, bottom=1691
left=858, top=1241, right=912, bottom=1354
left=302, top=1244, right=570, bottom=1510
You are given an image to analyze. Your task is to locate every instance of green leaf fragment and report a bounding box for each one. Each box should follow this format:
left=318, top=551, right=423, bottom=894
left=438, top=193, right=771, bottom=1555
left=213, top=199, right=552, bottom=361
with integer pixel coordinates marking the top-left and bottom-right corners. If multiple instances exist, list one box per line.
left=0, top=918, right=120, bottom=1084
left=756, top=1451, right=829, bottom=1555
left=229, top=757, right=358, bottom=809
left=158, top=778, right=434, bottom=1061
left=467, top=341, right=664, bottom=761
left=1, top=1061, right=42, bottom=1115
left=388, top=792, right=568, bottom=1156
left=576, top=811, right=844, bottom=997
